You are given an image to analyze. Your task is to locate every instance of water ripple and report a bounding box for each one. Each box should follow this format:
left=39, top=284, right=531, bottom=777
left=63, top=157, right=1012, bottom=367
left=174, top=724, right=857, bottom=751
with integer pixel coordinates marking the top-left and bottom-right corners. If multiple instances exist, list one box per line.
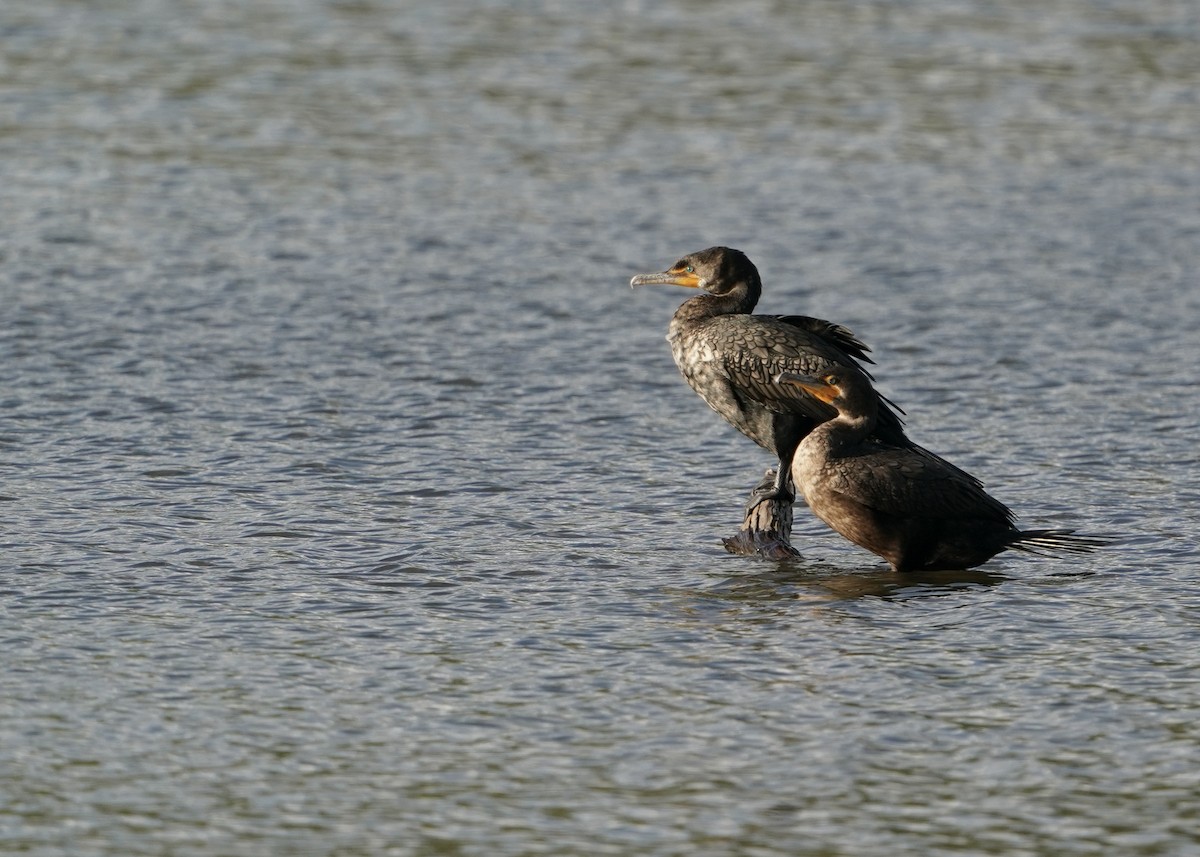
left=2, top=0, right=1199, bottom=855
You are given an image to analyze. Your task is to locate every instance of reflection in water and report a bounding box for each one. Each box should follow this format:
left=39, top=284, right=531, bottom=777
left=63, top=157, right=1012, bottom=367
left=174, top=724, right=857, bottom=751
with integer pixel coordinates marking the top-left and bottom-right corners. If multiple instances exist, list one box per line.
left=697, top=560, right=1009, bottom=604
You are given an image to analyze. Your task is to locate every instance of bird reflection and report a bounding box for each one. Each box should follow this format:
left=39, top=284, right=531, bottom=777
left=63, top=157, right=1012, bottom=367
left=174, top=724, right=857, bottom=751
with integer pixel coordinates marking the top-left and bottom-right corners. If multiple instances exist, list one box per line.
left=699, top=559, right=1009, bottom=604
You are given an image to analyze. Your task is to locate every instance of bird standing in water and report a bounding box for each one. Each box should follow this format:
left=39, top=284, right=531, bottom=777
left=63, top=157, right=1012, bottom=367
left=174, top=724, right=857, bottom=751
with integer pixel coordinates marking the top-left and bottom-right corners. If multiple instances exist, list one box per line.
left=630, top=246, right=909, bottom=512
left=777, top=368, right=1105, bottom=572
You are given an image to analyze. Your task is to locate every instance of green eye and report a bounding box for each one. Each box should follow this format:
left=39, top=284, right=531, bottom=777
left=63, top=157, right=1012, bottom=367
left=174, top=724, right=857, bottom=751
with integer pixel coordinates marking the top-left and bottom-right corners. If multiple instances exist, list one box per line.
left=685, top=265, right=694, bottom=273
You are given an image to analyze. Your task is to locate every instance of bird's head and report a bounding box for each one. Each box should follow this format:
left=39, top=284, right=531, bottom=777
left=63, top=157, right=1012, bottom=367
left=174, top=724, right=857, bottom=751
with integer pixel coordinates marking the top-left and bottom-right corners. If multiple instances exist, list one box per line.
left=630, top=246, right=759, bottom=297
left=774, top=370, right=849, bottom=405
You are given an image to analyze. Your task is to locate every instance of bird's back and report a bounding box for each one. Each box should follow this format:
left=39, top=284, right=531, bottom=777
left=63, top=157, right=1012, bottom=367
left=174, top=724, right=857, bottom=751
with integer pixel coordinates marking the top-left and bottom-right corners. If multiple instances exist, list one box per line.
left=815, top=440, right=1014, bottom=524
left=668, top=310, right=906, bottom=453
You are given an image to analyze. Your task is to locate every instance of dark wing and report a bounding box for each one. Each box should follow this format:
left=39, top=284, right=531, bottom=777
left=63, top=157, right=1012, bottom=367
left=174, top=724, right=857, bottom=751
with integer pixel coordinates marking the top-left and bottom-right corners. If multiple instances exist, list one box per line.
left=824, top=444, right=1016, bottom=525
left=702, top=315, right=871, bottom=424
left=749, top=315, right=909, bottom=441
left=773, top=315, right=876, bottom=369
left=773, top=315, right=916, bottom=426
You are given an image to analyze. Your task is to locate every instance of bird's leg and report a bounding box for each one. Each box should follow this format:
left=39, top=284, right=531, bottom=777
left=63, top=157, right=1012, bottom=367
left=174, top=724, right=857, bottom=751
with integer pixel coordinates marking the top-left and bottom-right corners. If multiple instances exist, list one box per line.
left=725, top=467, right=800, bottom=558
left=743, top=464, right=795, bottom=516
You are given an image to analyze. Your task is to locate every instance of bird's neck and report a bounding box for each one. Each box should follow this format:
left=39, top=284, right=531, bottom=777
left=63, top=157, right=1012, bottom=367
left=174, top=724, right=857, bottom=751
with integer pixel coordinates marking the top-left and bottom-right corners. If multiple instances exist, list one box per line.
left=674, top=280, right=760, bottom=322
left=814, top=409, right=876, bottom=455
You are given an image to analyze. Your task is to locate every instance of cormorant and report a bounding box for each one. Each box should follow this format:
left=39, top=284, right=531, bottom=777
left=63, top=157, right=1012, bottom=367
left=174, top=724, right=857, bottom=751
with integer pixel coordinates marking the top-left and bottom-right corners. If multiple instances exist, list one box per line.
left=630, top=246, right=909, bottom=511
left=777, top=368, right=1106, bottom=572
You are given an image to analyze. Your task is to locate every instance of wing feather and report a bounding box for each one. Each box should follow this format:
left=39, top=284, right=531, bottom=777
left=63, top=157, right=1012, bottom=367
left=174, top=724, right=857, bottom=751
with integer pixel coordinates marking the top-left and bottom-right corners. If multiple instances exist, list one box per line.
left=699, top=314, right=908, bottom=439
left=823, top=445, right=1015, bottom=524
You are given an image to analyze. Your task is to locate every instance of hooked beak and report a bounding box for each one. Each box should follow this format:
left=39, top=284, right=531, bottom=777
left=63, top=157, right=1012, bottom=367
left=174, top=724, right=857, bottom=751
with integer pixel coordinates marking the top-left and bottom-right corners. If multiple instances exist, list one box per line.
left=775, top=372, right=838, bottom=404
left=629, top=268, right=703, bottom=289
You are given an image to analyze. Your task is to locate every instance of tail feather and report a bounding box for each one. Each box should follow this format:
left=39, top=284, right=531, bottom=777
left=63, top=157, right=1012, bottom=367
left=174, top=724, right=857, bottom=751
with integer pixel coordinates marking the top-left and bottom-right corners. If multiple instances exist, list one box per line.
left=1009, top=529, right=1110, bottom=556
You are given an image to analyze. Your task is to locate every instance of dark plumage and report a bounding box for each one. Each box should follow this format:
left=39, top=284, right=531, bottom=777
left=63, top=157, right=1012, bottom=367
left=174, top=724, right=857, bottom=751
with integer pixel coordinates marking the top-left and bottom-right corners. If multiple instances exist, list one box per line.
left=630, top=246, right=909, bottom=511
left=777, top=368, right=1106, bottom=572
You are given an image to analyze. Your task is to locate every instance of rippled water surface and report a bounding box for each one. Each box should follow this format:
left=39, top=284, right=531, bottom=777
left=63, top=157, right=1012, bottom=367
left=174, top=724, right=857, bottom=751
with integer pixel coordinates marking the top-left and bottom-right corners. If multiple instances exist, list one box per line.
left=3, top=1, right=1199, bottom=854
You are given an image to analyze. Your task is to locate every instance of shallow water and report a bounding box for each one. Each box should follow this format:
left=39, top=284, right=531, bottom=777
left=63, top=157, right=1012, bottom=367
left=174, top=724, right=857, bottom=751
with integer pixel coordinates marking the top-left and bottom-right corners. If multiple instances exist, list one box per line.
left=2, top=1, right=1199, bottom=854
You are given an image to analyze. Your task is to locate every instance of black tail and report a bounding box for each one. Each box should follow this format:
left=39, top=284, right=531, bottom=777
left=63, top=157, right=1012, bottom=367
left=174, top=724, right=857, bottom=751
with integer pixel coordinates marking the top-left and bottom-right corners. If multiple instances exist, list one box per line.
left=1009, top=529, right=1110, bottom=557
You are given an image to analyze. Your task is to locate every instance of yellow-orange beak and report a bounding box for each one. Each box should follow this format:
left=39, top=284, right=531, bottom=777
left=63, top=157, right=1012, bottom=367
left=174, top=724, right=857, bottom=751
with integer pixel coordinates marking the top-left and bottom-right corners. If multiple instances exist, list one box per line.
left=629, top=268, right=703, bottom=289
left=775, top=372, right=840, bottom=404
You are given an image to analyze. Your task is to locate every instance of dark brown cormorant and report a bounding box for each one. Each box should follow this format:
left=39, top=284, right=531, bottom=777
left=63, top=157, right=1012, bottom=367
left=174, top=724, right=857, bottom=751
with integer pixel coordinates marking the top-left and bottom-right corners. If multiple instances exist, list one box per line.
left=630, top=246, right=909, bottom=511
left=776, top=368, right=1105, bottom=572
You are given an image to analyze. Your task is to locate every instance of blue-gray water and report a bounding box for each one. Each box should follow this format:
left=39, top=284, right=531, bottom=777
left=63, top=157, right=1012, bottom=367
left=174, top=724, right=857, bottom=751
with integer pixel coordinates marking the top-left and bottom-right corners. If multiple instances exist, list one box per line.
left=3, top=1, right=1199, bottom=854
